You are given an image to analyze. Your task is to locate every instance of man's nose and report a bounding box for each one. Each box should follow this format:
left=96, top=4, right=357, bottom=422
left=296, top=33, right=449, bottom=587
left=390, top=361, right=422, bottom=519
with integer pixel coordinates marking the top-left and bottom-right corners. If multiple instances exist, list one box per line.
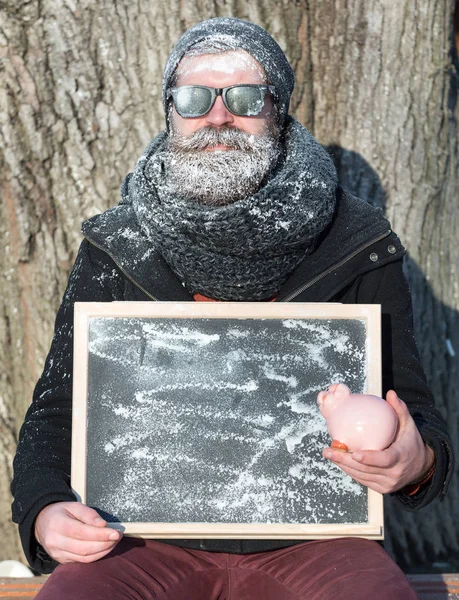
left=205, top=95, right=234, bottom=127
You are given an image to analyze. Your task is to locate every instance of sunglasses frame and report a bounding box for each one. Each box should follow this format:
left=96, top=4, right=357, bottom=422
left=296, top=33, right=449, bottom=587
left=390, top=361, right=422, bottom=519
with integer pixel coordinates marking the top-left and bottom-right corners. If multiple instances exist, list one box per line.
left=167, top=84, right=277, bottom=118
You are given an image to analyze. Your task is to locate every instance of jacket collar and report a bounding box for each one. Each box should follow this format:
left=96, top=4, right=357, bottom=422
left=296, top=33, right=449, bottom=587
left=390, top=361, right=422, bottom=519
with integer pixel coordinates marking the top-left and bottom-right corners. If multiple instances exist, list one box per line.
left=276, top=186, right=405, bottom=301
left=82, top=199, right=192, bottom=301
left=82, top=185, right=404, bottom=302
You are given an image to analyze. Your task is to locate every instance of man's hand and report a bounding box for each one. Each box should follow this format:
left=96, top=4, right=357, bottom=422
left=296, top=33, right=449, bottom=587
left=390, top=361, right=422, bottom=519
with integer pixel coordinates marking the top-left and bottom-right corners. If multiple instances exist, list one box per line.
left=322, top=390, right=435, bottom=494
left=34, top=502, right=122, bottom=564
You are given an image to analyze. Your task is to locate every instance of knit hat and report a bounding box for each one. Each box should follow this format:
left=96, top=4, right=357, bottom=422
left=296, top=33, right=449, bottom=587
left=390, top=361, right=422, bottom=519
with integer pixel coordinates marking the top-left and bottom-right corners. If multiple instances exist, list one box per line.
left=162, top=17, right=295, bottom=126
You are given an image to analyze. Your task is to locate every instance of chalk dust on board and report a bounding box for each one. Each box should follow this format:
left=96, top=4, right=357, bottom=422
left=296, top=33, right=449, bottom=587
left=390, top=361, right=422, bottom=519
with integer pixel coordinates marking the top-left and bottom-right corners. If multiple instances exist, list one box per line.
left=85, top=317, right=368, bottom=525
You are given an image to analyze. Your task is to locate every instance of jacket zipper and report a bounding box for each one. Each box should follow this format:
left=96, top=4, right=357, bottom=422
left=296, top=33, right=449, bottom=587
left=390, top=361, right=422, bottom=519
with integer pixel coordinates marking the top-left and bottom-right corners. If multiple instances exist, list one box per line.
left=86, top=229, right=392, bottom=304
left=281, top=229, right=392, bottom=302
left=85, top=236, right=159, bottom=301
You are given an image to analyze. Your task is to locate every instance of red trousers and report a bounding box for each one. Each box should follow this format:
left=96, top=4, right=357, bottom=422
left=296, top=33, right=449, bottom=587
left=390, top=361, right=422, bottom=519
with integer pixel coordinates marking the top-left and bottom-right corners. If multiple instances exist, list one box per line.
left=37, top=537, right=419, bottom=600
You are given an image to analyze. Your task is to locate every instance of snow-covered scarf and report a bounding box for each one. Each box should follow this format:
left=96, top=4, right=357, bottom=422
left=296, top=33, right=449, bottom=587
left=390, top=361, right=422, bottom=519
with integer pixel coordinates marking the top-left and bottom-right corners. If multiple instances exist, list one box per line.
left=127, top=117, right=338, bottom=301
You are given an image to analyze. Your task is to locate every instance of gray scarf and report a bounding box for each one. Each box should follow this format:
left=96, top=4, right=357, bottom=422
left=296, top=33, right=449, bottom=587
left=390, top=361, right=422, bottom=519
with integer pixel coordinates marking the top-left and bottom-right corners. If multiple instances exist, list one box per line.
left=128, top=117, right=338, bottom=301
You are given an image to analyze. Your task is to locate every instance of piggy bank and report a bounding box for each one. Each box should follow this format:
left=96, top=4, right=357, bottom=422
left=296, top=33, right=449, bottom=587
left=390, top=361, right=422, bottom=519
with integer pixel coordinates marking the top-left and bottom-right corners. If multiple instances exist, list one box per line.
left=317, top=383, right=398, bottom=452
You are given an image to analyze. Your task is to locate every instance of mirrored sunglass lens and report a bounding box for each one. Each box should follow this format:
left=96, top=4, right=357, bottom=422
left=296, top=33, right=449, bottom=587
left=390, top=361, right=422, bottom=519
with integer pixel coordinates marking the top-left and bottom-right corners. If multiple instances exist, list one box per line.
left=175, top=87, right=212, bottom=117
left=226, top=87, right=265, bottom=115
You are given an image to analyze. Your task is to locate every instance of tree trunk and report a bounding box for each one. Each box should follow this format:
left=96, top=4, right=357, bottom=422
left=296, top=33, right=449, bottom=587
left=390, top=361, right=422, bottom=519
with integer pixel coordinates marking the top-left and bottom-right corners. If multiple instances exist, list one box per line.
left=1, top=0, right=457, bottom=570
left=304, top=0, right=459, bottom=570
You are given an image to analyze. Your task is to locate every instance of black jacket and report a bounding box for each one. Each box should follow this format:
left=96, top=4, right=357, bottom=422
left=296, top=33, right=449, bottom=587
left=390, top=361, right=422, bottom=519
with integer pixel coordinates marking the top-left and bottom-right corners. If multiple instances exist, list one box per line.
left=11, top=186, right=454, bottom=573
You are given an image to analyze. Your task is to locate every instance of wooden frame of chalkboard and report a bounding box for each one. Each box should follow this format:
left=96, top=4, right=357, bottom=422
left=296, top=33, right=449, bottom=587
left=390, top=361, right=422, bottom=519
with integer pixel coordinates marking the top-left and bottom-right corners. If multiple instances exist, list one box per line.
left=72, top=302, right=384, bottom=540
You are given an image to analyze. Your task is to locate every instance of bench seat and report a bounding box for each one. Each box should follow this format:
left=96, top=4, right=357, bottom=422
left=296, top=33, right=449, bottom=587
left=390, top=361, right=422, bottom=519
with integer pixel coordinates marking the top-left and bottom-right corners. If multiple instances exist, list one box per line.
left=1, top=574, right=458, bottom=599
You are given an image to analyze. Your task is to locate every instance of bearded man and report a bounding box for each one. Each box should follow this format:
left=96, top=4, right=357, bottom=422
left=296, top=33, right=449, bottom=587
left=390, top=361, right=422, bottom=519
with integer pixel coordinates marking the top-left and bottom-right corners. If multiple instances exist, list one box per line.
left=11, top=17, right=453, bottom=600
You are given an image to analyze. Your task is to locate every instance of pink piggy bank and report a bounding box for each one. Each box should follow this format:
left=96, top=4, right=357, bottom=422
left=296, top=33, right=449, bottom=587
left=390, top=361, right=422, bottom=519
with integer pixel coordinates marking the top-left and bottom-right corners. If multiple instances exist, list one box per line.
left=317, top=383, right=398, bottom=452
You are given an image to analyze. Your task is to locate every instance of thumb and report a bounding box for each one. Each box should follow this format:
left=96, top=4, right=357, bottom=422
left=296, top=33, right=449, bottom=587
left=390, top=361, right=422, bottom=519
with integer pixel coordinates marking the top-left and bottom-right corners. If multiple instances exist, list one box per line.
left=385, top=389, right=410, bottom=427
left=65, top=502, right=106, bottom=526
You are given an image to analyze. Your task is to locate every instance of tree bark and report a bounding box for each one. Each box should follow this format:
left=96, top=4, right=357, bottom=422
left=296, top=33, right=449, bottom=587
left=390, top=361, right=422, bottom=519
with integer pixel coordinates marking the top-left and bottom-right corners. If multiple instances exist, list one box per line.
left=1, top=0, right=457, bottom=570
left=305, top=0, right=459, bottom=570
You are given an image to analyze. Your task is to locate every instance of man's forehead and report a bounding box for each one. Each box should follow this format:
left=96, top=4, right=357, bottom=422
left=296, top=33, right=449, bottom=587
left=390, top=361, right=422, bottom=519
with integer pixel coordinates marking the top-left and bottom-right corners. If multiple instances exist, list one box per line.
left=175, top=50, right=266, bottom=84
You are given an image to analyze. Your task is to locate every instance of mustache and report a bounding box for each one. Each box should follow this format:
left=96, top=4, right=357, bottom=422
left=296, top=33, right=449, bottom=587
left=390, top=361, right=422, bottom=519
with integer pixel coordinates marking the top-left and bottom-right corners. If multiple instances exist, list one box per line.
left=169, top=126, right=271, bottom=153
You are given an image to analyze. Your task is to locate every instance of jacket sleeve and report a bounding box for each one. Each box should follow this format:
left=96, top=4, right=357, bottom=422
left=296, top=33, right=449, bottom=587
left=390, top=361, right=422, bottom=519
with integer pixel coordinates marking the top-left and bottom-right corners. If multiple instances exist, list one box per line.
left=10, top=239, right=125, bottom=574
left=355, top=259, right=454, bottom=510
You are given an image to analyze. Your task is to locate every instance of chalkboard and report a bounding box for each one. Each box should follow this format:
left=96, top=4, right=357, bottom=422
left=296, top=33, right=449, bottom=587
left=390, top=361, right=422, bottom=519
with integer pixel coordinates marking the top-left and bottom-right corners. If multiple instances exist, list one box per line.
left=72, top=302, right=383, bottom=539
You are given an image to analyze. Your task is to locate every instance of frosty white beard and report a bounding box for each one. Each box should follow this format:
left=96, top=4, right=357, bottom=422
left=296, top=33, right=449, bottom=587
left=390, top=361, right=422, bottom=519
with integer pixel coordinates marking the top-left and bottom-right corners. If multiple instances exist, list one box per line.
left=163, top=125, right=280, bottom=206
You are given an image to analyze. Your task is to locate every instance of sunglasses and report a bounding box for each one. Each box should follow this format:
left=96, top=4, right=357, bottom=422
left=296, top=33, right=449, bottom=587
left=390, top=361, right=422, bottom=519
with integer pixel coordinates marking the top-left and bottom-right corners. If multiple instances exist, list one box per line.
left=167, top=84, right=276, bottom=118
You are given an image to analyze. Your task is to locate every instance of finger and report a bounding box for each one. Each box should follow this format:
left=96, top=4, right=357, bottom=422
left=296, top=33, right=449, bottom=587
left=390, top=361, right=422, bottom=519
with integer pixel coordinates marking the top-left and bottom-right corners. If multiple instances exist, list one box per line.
left=62, top=519, right=122, bottom=543
left=57, top=535, right=120, bottom=558
left=323, top=447, right=397, bottom=470
left=334, top=462, right=389, bottom=484
left=385, top=390, right=410, bottom=427
left=351, top=448, right=399, bottom=468
left=333, top=463, right=394, bottom=493
left=56, top=545, right=116, bottom=564
left=65, top=503, right=107, bottom=527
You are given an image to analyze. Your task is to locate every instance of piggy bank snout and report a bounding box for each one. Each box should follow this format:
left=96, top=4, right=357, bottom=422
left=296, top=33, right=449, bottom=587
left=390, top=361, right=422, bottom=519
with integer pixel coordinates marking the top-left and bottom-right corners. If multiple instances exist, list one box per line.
left=317, top=391, right=339, bottom=418
left=317, top=384, right=351, bottom=418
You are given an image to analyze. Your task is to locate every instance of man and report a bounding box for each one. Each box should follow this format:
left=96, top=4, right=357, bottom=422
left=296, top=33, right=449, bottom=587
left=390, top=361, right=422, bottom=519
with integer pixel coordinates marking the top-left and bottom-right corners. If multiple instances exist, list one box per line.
left=11, top=17, right=453, bottom=600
